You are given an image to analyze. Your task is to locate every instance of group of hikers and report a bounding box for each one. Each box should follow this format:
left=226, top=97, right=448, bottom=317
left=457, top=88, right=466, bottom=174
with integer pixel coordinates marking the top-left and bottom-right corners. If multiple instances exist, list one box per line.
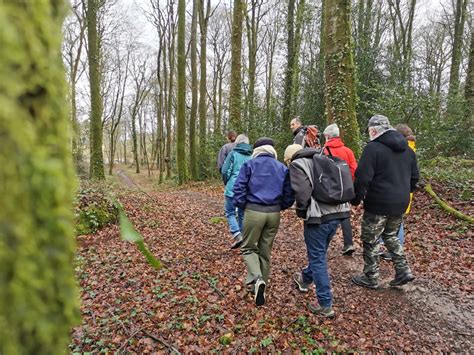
left=217, top=115, right=419, bottom=318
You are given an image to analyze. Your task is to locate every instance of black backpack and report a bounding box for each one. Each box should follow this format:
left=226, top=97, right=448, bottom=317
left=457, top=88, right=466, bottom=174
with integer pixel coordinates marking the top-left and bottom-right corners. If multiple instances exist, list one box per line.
left=312, top=147, right=355, bottom=205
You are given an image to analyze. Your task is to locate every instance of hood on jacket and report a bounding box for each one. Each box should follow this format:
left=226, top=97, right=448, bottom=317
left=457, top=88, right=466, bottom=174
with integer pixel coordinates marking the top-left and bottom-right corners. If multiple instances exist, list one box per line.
left=325, top=137, right=344, bottom=148
left=234, top=143, right=252, bottom=155
left=293, top=126, right=305, bottom=136
left=291, top=147, right=320, bottom=161
left=373, top=130, right=408, bottom=152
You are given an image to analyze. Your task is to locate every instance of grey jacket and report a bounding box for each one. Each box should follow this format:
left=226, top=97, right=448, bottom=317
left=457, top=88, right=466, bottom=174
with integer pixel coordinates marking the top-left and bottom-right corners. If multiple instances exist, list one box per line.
left=217, top=142, right=236, bottom=170
left=289, top=148, right=350, bottom=224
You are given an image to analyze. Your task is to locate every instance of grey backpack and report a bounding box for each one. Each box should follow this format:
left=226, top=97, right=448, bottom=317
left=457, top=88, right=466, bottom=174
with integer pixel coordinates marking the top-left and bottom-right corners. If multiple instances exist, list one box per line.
left=312, top=147, right=355, bottom=204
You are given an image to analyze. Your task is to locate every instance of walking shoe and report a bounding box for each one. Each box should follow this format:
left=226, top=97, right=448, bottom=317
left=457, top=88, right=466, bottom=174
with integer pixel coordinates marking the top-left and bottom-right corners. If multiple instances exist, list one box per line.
left=230, top=233, right=243, bottom=249
left=380, top=251, right=393, bottom=261
left=254, top=278, right=266, bottom=306
left=351, top=274, right=379, bottom=289
left=389, top=272, right=415, bottom=287
left=293, top=272, right=311, bottom=293
left=308, top=302, right=335, bottom=318
left=341, top=245, right=355, bottom=255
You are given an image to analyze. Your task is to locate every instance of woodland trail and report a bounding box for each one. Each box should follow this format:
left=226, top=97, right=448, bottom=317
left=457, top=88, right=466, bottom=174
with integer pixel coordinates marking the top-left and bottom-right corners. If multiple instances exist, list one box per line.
left=71, top=170, right=473, bottom=353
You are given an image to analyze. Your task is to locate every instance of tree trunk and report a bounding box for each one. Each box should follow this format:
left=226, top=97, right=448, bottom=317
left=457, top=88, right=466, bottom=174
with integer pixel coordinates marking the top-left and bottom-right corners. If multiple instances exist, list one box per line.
left=229, top=0, right=245, bottom=131
left=282, top=0, right=296, bottom=131
left=324, top=0, right=360, bottom=157
left=166, top=17, right=175, bottom=180
left=189, top=0, right=198, bottom=180
left=198, top=0, right=211, bottom=178
left=177, top=0, right=187, bottom=184
left=131, top=108, right=140, bottom=173
left=448, top=0, right=469, bottom=98
left=0, top=1, right=79, bottom=352
left=87, top=0, right=105, bottom=180
left=464, top=29, right=474, bottom=135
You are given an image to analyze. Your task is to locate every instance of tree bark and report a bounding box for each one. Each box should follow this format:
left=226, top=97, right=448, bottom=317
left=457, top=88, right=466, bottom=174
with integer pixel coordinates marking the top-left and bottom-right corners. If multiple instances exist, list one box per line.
left=448, top=0, right=469, bottom=98
left=189, top=0, right=199, bottom=180
left=87, top=0, right=105, bottom=179
left=177, top=0, right=187, bottom=184
left=229, top=0, right=245, bottom=131
left=0, top=1, right=79, bottom=352
left=198, top=0, right=211, bottom=178
left=323, top=0, right=360, bottom=157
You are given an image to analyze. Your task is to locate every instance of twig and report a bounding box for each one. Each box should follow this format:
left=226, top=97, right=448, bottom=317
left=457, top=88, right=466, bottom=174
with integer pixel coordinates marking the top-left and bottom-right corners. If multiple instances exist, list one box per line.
left=207, top=278, right=225, bottom=298
left=283, top=316, right=300, bottom=329
left=117, top=327, right=143, bottom=352
left=143, top=330, right=181, bottom=354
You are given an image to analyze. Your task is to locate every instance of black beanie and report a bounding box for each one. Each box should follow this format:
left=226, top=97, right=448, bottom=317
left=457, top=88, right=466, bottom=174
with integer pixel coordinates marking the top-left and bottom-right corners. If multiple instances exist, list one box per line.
left=253, top=137, right=275, bottom=149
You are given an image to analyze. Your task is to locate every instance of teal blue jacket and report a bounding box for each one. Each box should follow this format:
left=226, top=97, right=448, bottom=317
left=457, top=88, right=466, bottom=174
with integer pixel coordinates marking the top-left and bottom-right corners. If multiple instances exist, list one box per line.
left=221, top=143, right=252, bottom=197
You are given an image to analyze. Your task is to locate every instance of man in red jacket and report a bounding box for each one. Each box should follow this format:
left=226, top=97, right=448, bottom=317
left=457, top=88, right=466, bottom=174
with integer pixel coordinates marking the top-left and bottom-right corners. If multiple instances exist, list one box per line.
left=323, top=123, right=357, bottom=255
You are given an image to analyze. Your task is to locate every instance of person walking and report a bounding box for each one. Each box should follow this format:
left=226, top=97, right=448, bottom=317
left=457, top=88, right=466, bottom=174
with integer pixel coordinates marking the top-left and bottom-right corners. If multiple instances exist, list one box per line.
left=233, top=138, right=294, bottom=307
left=285, top=144, right=351, bottom=318
left=323, top=123, right=357, bottom=255
left=217, top=131, right=237, bottom=172
left=351, top=115, right=419, bottom=289
left=379, top=124, right=417, bottom=260
left=221, top=134, right=252, bottom=249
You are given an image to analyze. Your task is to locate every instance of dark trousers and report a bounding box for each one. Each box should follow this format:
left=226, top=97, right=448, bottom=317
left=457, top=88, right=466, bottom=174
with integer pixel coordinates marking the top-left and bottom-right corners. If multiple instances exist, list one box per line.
left=341, top=218, right=353, bottom=247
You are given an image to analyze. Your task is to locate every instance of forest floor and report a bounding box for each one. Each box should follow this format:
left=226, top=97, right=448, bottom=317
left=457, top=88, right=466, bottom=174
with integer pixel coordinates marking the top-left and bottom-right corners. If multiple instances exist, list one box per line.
left=71, top=165, right=473, bottom=353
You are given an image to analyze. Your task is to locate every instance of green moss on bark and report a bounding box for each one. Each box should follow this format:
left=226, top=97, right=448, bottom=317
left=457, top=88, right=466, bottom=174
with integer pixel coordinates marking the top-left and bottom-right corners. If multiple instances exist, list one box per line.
left=323, top=0, right=361, bottom=157
left=0, top=1, right=80, bottom=353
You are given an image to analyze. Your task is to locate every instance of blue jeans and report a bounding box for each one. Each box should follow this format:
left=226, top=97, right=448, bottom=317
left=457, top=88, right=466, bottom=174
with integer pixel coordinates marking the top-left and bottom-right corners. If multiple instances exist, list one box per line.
left=302, top=219, right=341, bottom=308
left=224, top=195, right=244, bottom=236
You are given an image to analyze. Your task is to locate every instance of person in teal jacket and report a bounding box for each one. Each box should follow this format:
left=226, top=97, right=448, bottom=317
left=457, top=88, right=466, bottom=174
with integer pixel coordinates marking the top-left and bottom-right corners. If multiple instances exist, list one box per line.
left=221, top=134, right=252, bottom=249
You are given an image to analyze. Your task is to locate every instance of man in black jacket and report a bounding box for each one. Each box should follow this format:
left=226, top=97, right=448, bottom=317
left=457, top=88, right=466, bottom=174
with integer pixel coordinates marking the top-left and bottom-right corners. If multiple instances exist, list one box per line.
left=351, top=115, right=419, bottom=289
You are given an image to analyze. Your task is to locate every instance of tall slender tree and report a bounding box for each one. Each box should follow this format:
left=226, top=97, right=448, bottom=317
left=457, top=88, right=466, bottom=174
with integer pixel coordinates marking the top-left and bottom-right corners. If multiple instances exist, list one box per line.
left=323, top=0, right=360, bottom=156
left=189, top=0, right=199, bottom=180
left=229, top=0, right=245, bottom=131
left=87, top=0, right=105, bottom=179
left=177, top=0, right=187, bottom=183
left=448, top=0, right=469, bottom=98
left=198, top=0, right=213, bottom=178
left=0, top=1, right=79, bottom=352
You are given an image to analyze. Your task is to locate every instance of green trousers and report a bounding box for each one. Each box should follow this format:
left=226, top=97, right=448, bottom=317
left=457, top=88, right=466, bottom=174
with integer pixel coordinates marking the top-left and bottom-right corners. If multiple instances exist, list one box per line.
left=241, top=209, right=281, bottom=284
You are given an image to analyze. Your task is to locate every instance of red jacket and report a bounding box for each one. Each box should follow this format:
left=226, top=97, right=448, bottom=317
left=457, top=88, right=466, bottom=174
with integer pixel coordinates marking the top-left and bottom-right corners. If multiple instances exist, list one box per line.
left=324, top=138, right=357, bottom=180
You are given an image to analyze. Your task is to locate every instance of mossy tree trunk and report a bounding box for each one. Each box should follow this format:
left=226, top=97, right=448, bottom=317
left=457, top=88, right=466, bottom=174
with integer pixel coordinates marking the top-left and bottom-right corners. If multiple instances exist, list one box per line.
left=189, top=0, right=198, bottom=180
left=448, top=0, right=469, bottom=99
left=198, top=0, right=212, bottom=179
left=87, top=0, right=105, bottom=180
left=0, top=1, right=80, bottom=353
left=177, top=0, right=187, bottom=184
left=229, top=0, right=245, bottom=132
left=323, top=0, right=360, bottom=157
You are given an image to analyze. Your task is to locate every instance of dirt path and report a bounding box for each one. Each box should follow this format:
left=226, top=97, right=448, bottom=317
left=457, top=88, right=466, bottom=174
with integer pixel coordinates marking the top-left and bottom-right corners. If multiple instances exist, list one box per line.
left=71, top=172, right=473, bottom=353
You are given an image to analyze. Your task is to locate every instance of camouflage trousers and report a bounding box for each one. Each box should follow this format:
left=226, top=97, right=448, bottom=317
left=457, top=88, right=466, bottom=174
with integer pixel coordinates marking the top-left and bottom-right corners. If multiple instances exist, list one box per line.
left=360, top=211, right=411, bottom=281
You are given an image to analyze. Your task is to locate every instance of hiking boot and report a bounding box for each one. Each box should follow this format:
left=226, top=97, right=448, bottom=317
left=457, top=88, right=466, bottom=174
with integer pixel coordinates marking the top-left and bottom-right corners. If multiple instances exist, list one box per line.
left=308, top=302, right=335, bottom=318
left=293, top=272, right=311, bottom=293
left=389, top=272, right=415, bottom=287
left=351, top=274, right=379, bottom=289
left=380, top=251, right=393, bottom=261
left=230, top=233, right=243, bottom=249
left=254, top=277, right=266, bottom=306
left=341, top=245, right=355, bottom=256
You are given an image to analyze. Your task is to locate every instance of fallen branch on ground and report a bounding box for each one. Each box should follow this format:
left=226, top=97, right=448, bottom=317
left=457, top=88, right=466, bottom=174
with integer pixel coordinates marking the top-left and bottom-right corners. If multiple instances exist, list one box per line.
left=143, top=330, right=181, bottom=354
left=424, top=183, right=474, bottom=224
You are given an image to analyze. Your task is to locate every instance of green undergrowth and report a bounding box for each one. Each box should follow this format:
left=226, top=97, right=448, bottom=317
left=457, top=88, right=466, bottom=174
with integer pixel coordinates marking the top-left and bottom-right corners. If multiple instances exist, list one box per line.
left=75, top=182, right=121, bottom=235
left=420, top=157, right=473, bottom=200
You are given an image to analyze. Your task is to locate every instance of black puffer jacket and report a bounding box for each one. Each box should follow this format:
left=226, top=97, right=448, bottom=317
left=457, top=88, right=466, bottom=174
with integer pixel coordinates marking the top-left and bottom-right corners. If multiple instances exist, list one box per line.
left=351, top=130, right=419, bottom=216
